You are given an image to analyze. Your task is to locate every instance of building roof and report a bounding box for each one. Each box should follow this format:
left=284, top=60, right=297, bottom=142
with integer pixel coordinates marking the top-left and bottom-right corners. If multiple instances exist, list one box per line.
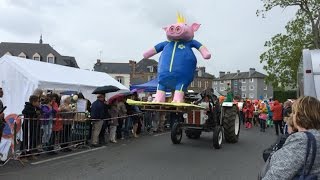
left=94, top=62, right=131, bottom=74
left=0, top=42, right=79, bottom=68
left=214, top=71, right=266, bottom=80
left=136, top=59, right=158, bottom=73
left=130, top=78, right=147, bottom=85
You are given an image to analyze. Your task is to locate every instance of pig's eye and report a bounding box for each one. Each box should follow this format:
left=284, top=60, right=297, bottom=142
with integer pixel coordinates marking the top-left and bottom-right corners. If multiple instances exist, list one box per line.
left=169, top=26, right=175, bottom=32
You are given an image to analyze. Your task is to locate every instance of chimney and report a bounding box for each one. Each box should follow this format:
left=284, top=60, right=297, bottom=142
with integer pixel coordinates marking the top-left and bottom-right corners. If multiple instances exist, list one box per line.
left=96, top=59, right=101, bottom=65
left=219, top=71, right=225, bottom=78
left=129, top=60, right=136, bottom=74
left=198, top=67, right=205, bottom=77
left=249, top=68, right=255, bottom=77
left=39, top=34, right=43, bottom=44
left=227, top=71, right=230, bottom=74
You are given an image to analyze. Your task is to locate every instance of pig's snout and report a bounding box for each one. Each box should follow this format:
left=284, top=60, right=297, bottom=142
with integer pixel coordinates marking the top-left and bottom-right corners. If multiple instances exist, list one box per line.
left=168, top=25, right=183, bottom=35
left=175, top=26, right=182, bottom=34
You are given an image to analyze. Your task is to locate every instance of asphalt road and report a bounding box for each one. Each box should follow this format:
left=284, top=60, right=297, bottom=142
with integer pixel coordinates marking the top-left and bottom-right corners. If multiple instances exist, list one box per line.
left=0, top=125, right=277, bottom=180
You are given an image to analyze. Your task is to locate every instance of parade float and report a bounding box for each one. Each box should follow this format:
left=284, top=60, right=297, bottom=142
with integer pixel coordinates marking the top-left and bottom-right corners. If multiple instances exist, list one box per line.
left=128, top=13, right=240, bottom=149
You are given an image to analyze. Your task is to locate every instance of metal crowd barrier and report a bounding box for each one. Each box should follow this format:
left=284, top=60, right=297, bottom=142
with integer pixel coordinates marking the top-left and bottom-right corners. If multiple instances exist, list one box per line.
left=0, top=112, right=145, bottom=166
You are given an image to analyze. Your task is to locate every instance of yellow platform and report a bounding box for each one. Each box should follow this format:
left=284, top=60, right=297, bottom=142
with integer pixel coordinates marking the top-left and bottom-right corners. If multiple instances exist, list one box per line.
left=126, top=99, right=205, bottom=112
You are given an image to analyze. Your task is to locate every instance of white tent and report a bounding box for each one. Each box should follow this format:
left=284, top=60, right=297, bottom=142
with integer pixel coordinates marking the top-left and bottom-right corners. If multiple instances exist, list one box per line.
left=0, top=55, right=128, bottom=114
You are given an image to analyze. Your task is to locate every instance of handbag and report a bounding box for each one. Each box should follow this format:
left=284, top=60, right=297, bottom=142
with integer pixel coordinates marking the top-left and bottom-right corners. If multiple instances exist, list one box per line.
left=293, top=131, right=317, bottom=180
left=258, top=152, right=272, bottom=180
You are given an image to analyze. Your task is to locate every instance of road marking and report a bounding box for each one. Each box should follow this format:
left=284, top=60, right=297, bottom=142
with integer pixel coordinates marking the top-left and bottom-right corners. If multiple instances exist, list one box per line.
left=31, top=146, right=106, bottom=165
left=153, top=132, right=170, bottom=137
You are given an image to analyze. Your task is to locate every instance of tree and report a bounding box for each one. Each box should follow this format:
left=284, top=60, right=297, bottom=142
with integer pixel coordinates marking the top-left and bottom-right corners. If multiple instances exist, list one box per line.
left=258, top=0, right=320, bottom=89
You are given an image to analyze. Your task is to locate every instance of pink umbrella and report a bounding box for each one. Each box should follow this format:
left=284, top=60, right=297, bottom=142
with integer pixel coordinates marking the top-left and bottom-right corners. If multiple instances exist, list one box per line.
left=108, top=94, right=125, bottom=104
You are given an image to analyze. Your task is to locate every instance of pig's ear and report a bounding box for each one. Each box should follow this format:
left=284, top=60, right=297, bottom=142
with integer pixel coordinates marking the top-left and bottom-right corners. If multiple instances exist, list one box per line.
left=191, top=23, right=201, bottom=32
left=162, top=26, right=168, bottom=31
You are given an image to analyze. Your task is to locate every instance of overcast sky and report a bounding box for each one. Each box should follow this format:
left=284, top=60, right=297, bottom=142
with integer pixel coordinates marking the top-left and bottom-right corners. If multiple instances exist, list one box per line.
left=0, top=0, right=297, bottom=77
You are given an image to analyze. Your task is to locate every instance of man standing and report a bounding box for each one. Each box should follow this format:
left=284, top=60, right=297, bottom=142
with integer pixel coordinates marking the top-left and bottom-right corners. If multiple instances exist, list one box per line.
left=91, top=94, right=108, bottom=147
left=271, top=100, right=284, bottom=135
left=0, top=87, right=5, bottom=142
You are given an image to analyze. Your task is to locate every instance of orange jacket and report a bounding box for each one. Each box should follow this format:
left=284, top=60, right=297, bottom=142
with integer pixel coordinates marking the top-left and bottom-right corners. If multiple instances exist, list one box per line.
left=271, top=100, right=283, bottom=121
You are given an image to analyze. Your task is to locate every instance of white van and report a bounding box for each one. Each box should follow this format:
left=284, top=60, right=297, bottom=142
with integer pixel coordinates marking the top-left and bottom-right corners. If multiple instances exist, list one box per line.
left=297, top=49, right=320, bottom=100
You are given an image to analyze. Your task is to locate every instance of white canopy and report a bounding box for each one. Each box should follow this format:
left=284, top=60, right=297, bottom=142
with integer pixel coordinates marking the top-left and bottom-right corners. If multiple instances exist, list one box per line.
left=0, top=55, right=128, bottom=114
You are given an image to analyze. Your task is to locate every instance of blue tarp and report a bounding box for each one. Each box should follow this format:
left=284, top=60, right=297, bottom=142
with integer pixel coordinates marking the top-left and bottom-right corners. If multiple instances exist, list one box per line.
left=130, top=78, right=158, bottom=92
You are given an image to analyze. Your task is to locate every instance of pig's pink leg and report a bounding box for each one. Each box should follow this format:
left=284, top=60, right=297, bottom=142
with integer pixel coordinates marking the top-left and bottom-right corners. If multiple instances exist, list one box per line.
left=172, top=91, right=185, bottom=103
left=143, top=48, right=157, bottom=59
left=199, top=46, right=211, bottom=59
left=153, top=90, right=166, bottom=103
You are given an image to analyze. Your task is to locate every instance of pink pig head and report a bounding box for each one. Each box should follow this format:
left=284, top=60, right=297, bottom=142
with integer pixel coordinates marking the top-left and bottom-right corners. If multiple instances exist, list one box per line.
left=163, top=14, right=201, bottom=41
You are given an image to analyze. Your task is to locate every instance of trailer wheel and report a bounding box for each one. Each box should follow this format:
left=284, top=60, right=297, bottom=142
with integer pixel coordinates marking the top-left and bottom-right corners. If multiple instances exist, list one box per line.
left=213, top=126, right=223, bottom=149
left=223, top=105, right=240, bottom=143
left=171, top=122, right=183, bottom=144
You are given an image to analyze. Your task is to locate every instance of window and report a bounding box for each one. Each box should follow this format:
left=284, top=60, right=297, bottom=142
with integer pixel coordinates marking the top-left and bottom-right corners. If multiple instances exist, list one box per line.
left=205, top=81, right=208, bottom=88
left=148, top=75, right=154, bottom=81
left=249, top=93, right=254, bottom=98
left=214, top=87, right=218, bottom=91
left=264, top=85, right=268, bottom=91
left=5, top=52, right=12, bottom=56
left=33, top=53, right=40, bottom=61
left=242, top=79, right=246, bottom=83
left=191, top=81, right=194, bottom=87
left=47, top=53, right=55, bottom=63
left=220, top=87, right=225, bottom=91
left=234, top=81, right=238, bottom=86
left=242, top=93, right=246, bottom=98
left=198, top=81, right=202, bottom=87
left=116, top=76, right=124, bottom=84
left=214, top=81, right=218, bottom=85
left=250, top=78, right=254, bottom=82
left=264, top=93, right=268, bottom=98
left=147, top=66, right=154, bottom=73
left=249, top=85, right=254, bottom=90
left=18, top=52, right=26, bottom=58
left=242, top=86, right=246, bottom=91
left=220, top=80, right=224, bottom=84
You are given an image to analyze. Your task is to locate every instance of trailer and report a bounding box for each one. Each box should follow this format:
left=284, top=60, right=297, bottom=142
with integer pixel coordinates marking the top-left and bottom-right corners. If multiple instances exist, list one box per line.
left=127, top=93, right=240, bottom=149
left=297, top=49, right=320, bottom=100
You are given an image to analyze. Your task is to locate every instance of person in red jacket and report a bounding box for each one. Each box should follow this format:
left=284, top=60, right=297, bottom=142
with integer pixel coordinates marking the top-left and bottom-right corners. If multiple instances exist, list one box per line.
left=243, top=100, right=254, bottom=128
left=271, top=100, right=283, bottom=135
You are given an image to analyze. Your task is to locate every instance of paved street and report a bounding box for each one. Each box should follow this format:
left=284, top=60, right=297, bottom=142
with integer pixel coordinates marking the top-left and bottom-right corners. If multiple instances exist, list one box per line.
left=0, top=126, right=277, bottom=180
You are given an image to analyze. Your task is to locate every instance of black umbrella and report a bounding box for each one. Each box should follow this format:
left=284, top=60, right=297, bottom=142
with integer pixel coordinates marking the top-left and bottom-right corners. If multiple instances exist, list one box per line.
left=92, top=85, right=120, bottom=94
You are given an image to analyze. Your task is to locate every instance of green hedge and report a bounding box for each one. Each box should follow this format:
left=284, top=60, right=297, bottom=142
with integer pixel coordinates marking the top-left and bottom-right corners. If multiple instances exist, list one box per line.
left=273, top=90, right=297, bottom=103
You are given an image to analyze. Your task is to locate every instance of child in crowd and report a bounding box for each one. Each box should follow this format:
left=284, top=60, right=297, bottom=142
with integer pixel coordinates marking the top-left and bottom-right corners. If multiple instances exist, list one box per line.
left=259, top=102, right=268, bottom=132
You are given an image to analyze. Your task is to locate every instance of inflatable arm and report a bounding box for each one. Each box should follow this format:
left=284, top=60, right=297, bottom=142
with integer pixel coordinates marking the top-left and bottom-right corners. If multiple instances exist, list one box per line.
left=143, top=41, right=169, bottom=59
left=143, top=48, right=157, bottom=59
left=198, top=46, right=211, bottom=59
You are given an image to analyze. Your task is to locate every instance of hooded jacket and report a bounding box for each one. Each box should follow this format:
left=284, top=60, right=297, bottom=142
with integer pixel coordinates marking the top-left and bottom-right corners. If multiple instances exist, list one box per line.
left=22, top=102, right=40, bottom=119
left=271, top=101, right=283, bottom=121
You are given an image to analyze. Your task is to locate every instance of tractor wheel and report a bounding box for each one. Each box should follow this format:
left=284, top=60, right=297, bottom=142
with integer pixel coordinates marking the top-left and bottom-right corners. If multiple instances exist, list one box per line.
left=223, top=105, right=240, bottom=143
left=213, top=126, right=223, bottom=149
left=171, top=122, right=183, bottom=144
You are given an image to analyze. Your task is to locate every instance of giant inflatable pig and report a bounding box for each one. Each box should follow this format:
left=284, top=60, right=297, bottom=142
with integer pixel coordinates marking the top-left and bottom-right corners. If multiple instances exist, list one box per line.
left=143, top=14, right=211, bottom=103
